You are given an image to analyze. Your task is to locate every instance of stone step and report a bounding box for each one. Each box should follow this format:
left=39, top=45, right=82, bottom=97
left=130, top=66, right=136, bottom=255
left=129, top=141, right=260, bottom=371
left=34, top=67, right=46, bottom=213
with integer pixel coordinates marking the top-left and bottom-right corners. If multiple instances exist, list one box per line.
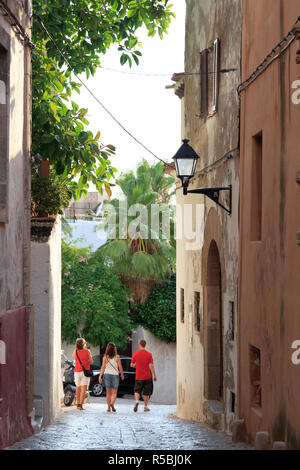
left=203, top=400, right=224, bottom=430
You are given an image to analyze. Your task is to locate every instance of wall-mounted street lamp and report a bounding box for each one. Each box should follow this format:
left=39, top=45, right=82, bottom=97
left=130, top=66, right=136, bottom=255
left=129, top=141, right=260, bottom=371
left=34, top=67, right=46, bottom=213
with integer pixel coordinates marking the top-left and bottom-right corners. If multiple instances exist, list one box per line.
left=172, top=139, right=232, bottom=215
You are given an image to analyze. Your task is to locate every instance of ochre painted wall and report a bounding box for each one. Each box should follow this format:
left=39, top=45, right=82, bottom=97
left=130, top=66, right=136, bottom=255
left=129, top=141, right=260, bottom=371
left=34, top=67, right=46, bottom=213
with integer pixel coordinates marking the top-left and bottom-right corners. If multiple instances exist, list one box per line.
left=238, top=0, right=300, bottom=448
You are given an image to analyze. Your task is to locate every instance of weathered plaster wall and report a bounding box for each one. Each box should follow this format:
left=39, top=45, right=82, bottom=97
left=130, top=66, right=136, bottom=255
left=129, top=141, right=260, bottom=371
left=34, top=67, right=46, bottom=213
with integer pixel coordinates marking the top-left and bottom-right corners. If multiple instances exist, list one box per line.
left=31, top=218, right=62, bottom=426
left=132, top=327, right=176, bottom=405
left=176, top=0, right=241, bottom=430
left=0, top=15, right=26, bottom=313
left=239, top=0, right=300, bottom=448
left=0, top=1, right=33, bottom=449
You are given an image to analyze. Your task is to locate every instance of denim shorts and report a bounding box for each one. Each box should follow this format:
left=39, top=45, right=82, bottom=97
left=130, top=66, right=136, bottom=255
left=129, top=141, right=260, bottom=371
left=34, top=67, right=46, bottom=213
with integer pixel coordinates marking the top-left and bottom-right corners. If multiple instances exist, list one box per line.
left=103, top=374, right=119, bottom=389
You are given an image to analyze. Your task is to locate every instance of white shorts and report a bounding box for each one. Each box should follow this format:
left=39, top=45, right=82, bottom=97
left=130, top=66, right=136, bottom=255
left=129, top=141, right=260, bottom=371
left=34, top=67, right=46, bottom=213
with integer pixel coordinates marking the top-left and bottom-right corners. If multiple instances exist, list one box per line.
left=74, top=371, right=90, bottom=387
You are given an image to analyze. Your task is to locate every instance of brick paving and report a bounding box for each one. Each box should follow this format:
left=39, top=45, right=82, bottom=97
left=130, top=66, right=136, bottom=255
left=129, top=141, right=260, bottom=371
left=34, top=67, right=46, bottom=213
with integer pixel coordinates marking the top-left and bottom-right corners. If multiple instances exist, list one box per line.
left=7, top=397, right=252, bottom=450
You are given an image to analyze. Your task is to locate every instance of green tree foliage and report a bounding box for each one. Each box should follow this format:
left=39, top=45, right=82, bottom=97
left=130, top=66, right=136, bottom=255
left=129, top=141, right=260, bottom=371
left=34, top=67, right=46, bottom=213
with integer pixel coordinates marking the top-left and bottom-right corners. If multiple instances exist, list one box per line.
left=32, top=1, right=175, bottom=199
left=98, top=159, right=175, bottom=283
left=33, top=0, right=175, bottom=74
left=133, top=275, right=176, bottom=343
left=32, top=41, right=116, bottom=200
left=62, top=241, right=131, bottom=348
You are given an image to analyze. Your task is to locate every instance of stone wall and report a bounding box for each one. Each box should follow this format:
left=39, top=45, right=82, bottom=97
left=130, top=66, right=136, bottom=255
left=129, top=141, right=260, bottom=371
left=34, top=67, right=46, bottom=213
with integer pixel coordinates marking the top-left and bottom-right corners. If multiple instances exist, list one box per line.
left=238, top=0, right=300, bottom=448
left=132, top=327, right=176, bottom=405
left=31, top=218, right=63, bottom=426
left=175, top=0, right=242, bottom=430
left=0, top=0, right=33, bottom=449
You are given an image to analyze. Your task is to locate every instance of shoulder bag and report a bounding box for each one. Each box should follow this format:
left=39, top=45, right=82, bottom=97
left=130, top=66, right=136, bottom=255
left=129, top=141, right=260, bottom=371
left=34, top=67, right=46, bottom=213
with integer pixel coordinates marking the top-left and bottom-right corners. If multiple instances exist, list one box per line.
left=76, top=350, right=93, bottom=377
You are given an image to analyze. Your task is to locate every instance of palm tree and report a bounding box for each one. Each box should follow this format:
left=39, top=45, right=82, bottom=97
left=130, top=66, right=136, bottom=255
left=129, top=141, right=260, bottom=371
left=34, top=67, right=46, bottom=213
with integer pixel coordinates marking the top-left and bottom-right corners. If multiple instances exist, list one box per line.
left=96, top=160, right=175, bottom=304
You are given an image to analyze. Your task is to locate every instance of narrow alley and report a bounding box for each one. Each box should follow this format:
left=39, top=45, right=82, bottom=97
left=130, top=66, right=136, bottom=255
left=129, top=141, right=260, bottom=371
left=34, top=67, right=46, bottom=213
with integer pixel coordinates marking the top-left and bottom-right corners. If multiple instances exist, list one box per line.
left=7, top=397, right=251, bottom=451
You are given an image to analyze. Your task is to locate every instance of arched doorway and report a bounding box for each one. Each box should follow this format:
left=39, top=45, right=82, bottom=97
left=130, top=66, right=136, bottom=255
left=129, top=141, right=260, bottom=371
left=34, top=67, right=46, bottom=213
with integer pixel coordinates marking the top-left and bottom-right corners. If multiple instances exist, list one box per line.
left=204, top=240, right=223, bottom=401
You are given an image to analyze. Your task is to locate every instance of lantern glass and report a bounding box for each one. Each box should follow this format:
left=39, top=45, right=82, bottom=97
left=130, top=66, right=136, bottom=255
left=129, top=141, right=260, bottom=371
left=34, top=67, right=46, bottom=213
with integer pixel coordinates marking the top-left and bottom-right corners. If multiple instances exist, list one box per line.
left=175, top=157, right=196, bottom=178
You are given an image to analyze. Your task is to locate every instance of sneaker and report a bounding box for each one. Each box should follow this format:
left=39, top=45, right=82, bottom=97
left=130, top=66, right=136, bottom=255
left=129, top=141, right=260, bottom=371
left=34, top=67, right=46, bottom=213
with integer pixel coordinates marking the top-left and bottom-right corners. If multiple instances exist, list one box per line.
left=133, top=402, right=139, bottom=412
left=144, top=406, right=150, bottom=412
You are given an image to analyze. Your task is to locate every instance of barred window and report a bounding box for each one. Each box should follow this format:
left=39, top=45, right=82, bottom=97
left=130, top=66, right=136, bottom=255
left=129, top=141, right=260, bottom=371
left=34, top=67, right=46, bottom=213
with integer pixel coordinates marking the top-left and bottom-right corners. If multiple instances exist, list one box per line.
left=180, top=288, right=185, bottom=323
left=228, top=301, right=235, bottom=341
left=194, top=291, right=200, bottom=332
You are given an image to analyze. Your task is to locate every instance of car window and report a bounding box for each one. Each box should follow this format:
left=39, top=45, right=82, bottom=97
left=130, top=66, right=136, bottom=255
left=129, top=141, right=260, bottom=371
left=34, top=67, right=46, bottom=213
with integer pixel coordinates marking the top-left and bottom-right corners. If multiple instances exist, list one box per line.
left=121, top=358, right=136, bottom=372
left=121, top=358, right=130, bottom=371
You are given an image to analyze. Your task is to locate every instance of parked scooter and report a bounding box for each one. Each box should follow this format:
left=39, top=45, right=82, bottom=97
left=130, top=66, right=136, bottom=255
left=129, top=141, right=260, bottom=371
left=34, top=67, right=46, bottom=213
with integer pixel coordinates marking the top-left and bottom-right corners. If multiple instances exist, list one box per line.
left=63, top=359, right=76, bottom=406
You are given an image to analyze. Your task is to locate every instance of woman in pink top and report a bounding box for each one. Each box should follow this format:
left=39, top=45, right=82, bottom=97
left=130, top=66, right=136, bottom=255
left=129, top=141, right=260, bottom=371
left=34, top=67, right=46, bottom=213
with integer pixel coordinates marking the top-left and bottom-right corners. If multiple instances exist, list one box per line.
left=73, top=338, right=93, bottom=410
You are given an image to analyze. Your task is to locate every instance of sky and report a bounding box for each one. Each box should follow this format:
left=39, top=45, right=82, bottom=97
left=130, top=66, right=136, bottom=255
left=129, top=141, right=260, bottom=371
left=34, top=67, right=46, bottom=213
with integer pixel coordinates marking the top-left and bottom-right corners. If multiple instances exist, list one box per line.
left=74, top=1, right=186, bottom=194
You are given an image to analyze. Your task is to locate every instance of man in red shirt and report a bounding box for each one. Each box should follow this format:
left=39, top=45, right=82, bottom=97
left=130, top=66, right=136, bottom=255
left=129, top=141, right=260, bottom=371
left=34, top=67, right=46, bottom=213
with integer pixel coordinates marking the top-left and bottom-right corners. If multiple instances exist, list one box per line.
left=130, top=339, right=157, bottom=412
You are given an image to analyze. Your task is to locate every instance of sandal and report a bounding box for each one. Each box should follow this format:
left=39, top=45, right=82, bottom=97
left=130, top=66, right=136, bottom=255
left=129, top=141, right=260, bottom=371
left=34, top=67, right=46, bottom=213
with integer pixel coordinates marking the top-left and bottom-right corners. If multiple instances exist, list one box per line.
left=111, top=404, right=116, bottom=412
left=77, top=404, right=83, bottom=410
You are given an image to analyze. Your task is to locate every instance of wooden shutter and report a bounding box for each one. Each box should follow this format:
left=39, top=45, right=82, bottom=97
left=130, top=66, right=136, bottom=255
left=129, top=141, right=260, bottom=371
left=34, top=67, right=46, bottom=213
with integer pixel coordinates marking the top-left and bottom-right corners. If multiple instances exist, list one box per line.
left=207, top=46, right=214, bottom=115
left=200, top=49, right=208, bottom=118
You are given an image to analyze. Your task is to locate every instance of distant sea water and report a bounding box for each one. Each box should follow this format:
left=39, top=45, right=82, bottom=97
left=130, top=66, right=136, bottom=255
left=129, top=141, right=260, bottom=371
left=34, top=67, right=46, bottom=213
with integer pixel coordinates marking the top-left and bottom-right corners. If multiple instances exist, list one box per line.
left=64, top=219, right=107, bottom=252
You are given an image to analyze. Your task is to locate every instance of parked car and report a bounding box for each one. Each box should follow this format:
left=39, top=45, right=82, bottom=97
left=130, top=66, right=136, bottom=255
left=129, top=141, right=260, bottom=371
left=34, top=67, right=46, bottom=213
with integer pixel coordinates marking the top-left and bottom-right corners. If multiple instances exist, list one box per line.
left=89, top=355, right=143, bottom=397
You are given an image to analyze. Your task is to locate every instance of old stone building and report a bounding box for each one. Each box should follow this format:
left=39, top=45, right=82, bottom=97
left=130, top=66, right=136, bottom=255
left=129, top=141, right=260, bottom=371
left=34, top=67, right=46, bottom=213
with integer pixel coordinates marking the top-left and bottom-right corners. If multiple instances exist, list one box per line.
left=172, top=0, right=242, bottom=431
left=0, top=0, right=33, bottom=449
left=238, top=0, right=300, bottom=449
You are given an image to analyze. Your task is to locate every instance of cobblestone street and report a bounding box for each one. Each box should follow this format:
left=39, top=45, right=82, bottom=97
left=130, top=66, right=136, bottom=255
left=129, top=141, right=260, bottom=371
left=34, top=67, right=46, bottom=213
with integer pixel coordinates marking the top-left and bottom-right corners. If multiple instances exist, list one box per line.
left=7, top=397, right=251, bottom=451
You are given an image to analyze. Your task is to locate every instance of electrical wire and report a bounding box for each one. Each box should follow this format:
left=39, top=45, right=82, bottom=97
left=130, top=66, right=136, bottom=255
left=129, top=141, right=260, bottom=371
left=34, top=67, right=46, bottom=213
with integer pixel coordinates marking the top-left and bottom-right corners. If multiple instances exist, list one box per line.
left=0, top=0, right=35, bottom=49
left=99, top=66, right=237, bottom=77
left=238, top=16, right=300, bottom=94
left=34, top=14, right=236, bottom=169
left=175, top=148, right=239, bottom=192
left=34, top=13, right=174, bottom=169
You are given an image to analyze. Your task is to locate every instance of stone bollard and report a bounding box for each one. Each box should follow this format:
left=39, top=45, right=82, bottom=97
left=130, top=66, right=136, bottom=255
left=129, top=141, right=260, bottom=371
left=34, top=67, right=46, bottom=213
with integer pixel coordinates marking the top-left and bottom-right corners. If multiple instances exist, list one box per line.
left=231, top=419, right=247, bottom=442
left=272, top=441, right=286, bottom=450
left=255, top=431, right=270, bottom=450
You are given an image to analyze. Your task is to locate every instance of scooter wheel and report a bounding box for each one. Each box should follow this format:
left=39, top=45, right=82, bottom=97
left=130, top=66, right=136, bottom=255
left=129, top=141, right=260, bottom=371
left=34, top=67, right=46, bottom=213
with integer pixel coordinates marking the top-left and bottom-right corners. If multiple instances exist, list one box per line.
left=64, top=390, right=75, bottom=406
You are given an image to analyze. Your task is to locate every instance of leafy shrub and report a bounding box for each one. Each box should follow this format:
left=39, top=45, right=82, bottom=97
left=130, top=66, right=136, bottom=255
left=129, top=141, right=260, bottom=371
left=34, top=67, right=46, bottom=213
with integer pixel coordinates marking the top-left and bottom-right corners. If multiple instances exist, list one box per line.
left=62, top=241, right=131, bottom=348
left=31, top=174, right=71, bottom=217
left=133, top=275, right=176, bottom=343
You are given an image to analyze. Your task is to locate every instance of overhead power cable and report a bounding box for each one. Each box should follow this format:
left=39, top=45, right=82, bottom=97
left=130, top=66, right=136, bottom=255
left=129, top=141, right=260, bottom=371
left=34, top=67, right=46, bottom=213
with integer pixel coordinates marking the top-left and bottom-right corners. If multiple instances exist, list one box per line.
left=99, top=66, right=237, bottom=77
left=34, top=14, right=174, bottom=169
left=238, top=16, right=300, bottom=94
left=0, top=0, right=35, bottom=49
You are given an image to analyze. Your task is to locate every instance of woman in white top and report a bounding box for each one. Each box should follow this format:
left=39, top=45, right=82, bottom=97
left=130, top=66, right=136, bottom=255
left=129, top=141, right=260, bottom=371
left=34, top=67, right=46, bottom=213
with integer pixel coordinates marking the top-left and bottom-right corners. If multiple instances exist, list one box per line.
left=99, top=342, right=124, bottom=412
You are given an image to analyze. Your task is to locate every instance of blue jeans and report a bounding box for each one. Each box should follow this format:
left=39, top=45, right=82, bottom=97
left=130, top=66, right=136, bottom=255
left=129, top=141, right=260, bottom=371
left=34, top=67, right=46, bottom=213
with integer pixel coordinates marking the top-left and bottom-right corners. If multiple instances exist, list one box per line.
left=103, top=374, right=119, bottom=389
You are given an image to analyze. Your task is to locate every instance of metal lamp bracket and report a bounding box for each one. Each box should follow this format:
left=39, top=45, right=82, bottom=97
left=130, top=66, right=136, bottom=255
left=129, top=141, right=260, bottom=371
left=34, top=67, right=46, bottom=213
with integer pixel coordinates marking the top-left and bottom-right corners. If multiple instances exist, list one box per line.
left=183, top=185, right=232, bottom=215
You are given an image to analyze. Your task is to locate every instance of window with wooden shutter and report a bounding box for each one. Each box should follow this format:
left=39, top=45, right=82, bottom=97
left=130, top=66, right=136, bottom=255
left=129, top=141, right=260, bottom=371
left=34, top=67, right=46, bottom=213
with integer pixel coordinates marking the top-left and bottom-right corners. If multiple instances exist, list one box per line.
left=212, top=38, right=220, bottom=112
left=199, top=38, right=220, bottom=118
left=200, top=49, right=208, bottom=118
left=0, top=30, right=9, bottom=224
